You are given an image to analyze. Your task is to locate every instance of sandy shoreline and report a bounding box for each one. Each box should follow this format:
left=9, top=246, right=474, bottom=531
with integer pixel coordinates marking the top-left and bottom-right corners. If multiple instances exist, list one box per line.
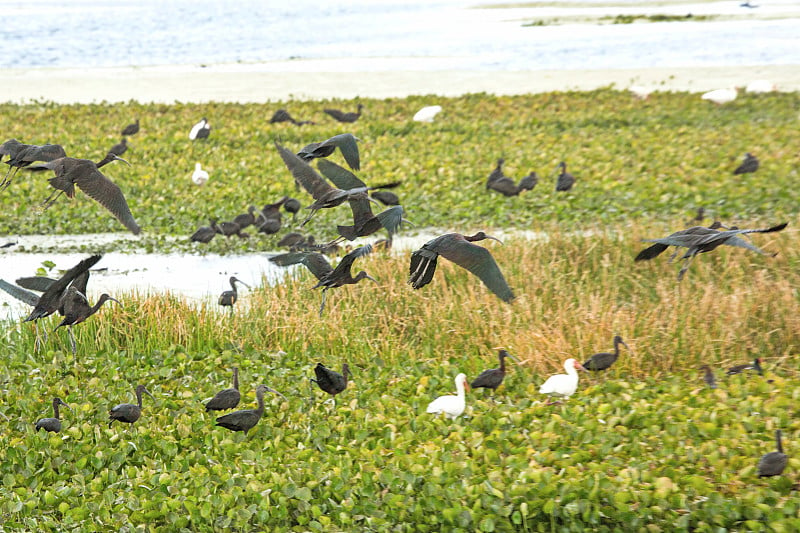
left=1, top=62, right=798, bottom=104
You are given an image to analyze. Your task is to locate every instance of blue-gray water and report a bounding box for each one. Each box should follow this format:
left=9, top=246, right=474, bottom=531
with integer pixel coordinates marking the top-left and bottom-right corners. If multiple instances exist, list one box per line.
left=2, top=0, right=799, bottom=70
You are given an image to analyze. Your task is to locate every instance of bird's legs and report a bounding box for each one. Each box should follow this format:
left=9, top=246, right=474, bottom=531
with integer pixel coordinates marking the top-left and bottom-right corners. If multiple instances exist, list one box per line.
left=677, top=255, right=697, bottom=281
left=68, top=326, right=77, bottom=355
left=33, top=321, right=47, bottom=353
left=40, top=189, right=64, bottom=211
left=318, top=289, right=329, bottom=317
left=0, top=167, right=18, bottom=190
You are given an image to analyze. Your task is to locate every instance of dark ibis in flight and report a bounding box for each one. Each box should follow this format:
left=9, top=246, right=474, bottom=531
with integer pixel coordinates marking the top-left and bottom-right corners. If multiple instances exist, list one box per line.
left=408, top=231, right=515, bottom=302
left=205, top=367, right=241, bottom=411
left=636, top=222, right=787, bottom=280
left=1, top=141, right=66, bottom=190
left=583, top=335, right=629, bottom=371
left=35, top=397, right=72, bottom=433
left=270, top=244, right=376, bottom=315
left=54, top=285, right=120, bottom=355
left=323, top=103, right=363, bottom=123
left=757, top=429, right=788, bottom=477
left=215, top=384, right=283, bottom=435
left=297, top=133, right=361, bottom=171
left=371, top=190, right=400, bottom=206
left=109, top=384, right=154, bottom=427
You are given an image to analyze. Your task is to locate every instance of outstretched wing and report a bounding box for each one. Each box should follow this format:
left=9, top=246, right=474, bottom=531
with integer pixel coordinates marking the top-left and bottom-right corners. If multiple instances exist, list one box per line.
left=269, top=251, right=333, bottom=280
left=318, top=133, right=360, bottom=171
left=275, top=142, right=338, bottom=201
left=74, top=166, right=141, bottom=234
left=317, top=159, right=366, bottom=190
left=437, top=240, right=515, bottom=302
left=0, top=279, right=40, bottom=307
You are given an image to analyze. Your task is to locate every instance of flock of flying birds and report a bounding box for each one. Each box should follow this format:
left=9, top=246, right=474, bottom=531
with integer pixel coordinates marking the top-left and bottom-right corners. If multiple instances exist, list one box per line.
left=1, top=104, right=790, bottom=477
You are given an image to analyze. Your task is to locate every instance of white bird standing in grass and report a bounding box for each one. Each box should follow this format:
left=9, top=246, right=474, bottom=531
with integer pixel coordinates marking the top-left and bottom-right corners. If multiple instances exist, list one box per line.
left=701, top=87, right=738, bottom=105
left=426, top=373, right=469, bottom=419
left=745, top=80, right=776, bottom=93
left=413, top=105, right=442, bottom=123
left=539, top=358, right=586, bottom=403
left=192, top=163, right=209, bottom=185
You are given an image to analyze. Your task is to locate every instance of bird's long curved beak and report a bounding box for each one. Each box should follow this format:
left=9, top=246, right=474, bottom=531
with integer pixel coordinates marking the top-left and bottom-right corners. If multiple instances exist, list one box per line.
left=402, top=217, right=416, bottom=228
left=144, top=389, right=155, bottom=399
left=59, top=400, right=74, bottom=411
left=113, top=155, right=132, bottom=166
left=109, top=297, right=122, bottom=305
left=366, top=274, right=378, bottom=283
left=265, top=386, right=286, bottom=399
left=486, top=235, right=503, bottom=245
left=506, top=353, right=521, bottom=363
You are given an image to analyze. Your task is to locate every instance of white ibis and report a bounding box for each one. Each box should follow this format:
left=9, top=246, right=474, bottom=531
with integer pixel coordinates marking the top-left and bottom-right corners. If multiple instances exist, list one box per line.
left=426, top=373, right=469, bottom=419
left=757, top=430, right=788, bottom=477
left=745, top=80, right=776, bottom=93
left=413, top=105, right=442, bottom=122
left=539, top=358, right=586, bottom=403
left=628, top=85, right=650, bottom=100
left=192, top=163, right=209, bottom=185
left=701, top=87, right=737, bottom=104
left=189, top=117, right=211, bottom=140
left=409, top=231, right=515, bottom=303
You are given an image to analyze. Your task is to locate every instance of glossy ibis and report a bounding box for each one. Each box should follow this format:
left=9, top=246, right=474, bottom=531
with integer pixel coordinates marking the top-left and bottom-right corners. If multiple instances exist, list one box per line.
left=270, top=109, right=314, bottom=125
left=109, top=385, right=154, bottom=427
left=215, top=220, right=248, bottom=239
left=1, top=141, right=66, bottom=190
left=311, top=363, right=351, bottom=398
left=121, top=119, right=140, bottom=136
left=297, top=133, right=361, bottom=171
left=316, top=159, right=407, bottom=242
left=276, top=142, right=398, bottom=225
left=734, top=152, right=759, bottom=175
left=323, top=103, right=363, bottom=123
left=189, top=117, right=211, bottom=140
left=726, top=357, right=763, bottom=376
left=409, top=231, right=515, bottom=303
left=29, top=152, right=140, bottom=234
left=192, top=163, right=209, bottom=185
left=701, top=365, right=717, bottom=389
left=219, top=276, right=250, bottom=311
left=486, top=159, right=538, bottom=196
left=278, top=232, right=307, bottom=249
left=757, top=429, right=788, bottom=477
left=371, top=190, right=400, bottom=206
left=471, top=349, right=519, bottom=392
left=35, top=397, right=72, bottom=433
left=232, top=206, right=260, bottom=230
left=54, top=285, right=120, bottom=355
left=270, top=244, right=375, bottom=316
left=413, top=105, right=442, bottom=123
left=283, top=197, right=301, bottom=220
left=190, top=219, right=218, bottom=243
left=539, top=358, right=586, bottom=403
left=583, top=335, right=629, bottom=371
left=636, top=222, right=787, bottom=280
left=555, top=161, right=575, bottom=192
left=109, top=138, right=128, bottom=156
left=205, top=367, right=241, bottom=411
left=215, top=384, right=283, bottom=435
left=426, top=373, right=469, bottom=420
left=255, top=197, right=286, bottom=235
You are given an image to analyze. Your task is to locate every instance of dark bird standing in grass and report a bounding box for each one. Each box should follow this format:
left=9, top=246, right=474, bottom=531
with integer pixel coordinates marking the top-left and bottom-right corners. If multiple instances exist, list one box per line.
left=636, top=222, right=788, bottom=280
left=283, top=197, right=301, bottom=220
left=757, top=429, right=788, bottom=477
left=555, top=161, right=576, bottom=191
left=215, top=220, right=249, bottom=239
left=734, top=152, right=759, bottom=175
left=121, top=119, right=139, bottom=136
left=409, top=231, right=515, bottom=303
left=109, top=138, right=128, bottom=157
left=583, top=335, right=629, bottom=371
left=190, top=219, right=219, bottom=243
left=324, top=103, right=363, bottom=123
left=297, top=133, right=361, bottom=171
left=255, top=197, right=286, bottom=235
left=311, top=363, right=351, bottom=398
left=215, top=384, right=283, bottom=435
left=35, top=397, right=72, bottom=433
left=276, top=142, right=399, bottom=226
left=109, top=385, right=154, bottom=428
left=486, top=158, right=538, bottom=196
left=270, top=244, right=376, bottom=316
left=232, top=206, right=260, bottom=230
left=270, top=109, right=314, bottom=126
left=471, top=350, right=519, bottom=392
left=1, top=141, right=66, bottom=190
left=701, top=365, right=717, bottom=389
left=219, top=276, right=250, bottom=311
left=54, top=285, right=120, bottom=355
left=28, top=152, right=140, bottom=234
left=205, top=367, right=241, bottom=411
left=726, top=357, right=763, bottom=376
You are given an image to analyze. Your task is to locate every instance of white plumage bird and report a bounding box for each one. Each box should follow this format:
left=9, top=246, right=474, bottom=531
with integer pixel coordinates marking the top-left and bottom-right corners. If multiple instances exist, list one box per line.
left=189, top=117, right=211, bottom=140
left=426, top=373, right=468, bottom=419
left=745, top=80, right=776, bottom=93
left=539, top=358, right=586, bottom=403
left=701, top=87, right=738, bottom=105
left=628, top=85, right=650, bottom=100
left=413, top=105, right=443, bottom=123
left=192, top=162, right=209, bottom=185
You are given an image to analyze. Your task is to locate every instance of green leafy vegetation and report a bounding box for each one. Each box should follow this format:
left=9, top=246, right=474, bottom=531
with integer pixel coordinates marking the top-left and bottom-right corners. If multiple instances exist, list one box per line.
left=1, top=91, right=799, bottom=530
